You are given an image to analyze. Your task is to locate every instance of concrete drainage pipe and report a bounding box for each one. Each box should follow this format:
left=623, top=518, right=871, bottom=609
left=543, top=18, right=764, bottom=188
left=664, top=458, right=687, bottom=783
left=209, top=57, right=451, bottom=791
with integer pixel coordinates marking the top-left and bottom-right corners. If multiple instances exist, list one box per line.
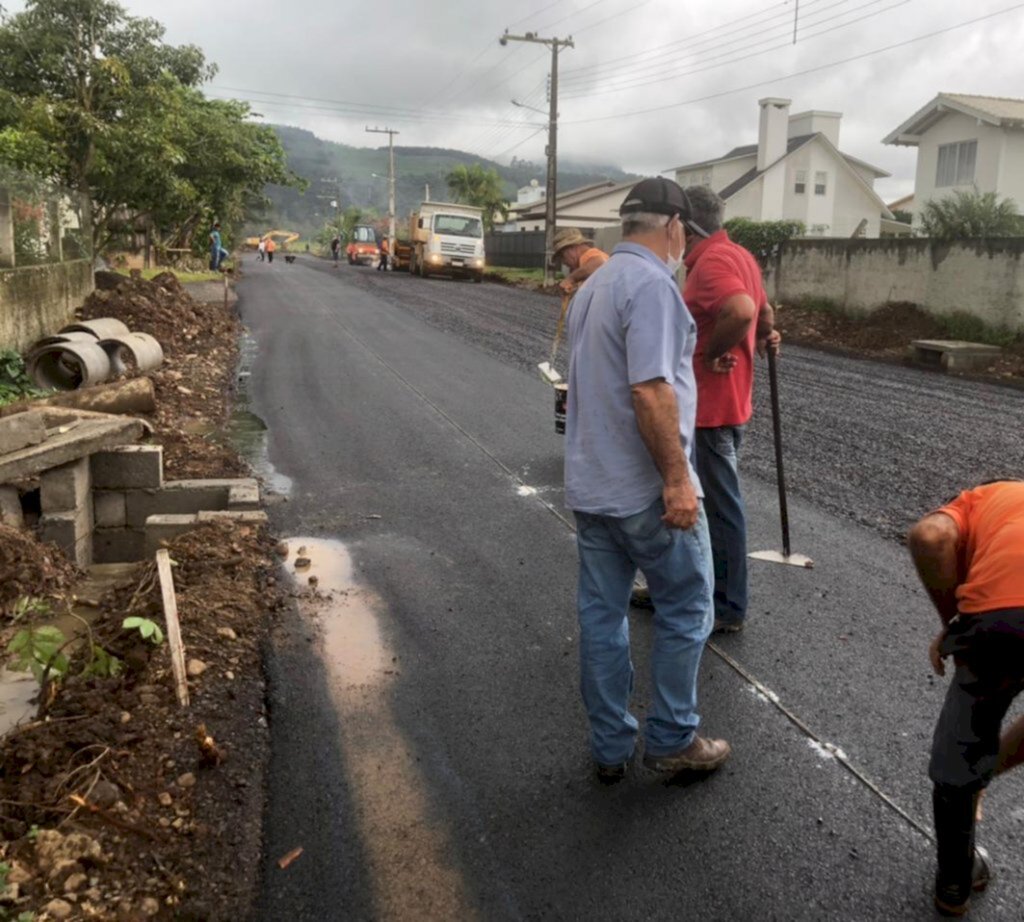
left=59, top=317, right=131, bottom=340
left=27, top=341, right=112, bottom=391
left=31, top=331, right=101, bottom=348
left=97, top=332, right=164, bottom=376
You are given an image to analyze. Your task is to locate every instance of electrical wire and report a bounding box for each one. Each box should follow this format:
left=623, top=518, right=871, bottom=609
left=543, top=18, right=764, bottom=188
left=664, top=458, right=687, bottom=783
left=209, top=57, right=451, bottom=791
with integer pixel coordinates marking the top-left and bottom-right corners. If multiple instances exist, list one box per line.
left=573, top=0, right=656, bottom=36
left=562, top=0, right=907, bottom=98
left=562, top=2, right=1024, bottom=125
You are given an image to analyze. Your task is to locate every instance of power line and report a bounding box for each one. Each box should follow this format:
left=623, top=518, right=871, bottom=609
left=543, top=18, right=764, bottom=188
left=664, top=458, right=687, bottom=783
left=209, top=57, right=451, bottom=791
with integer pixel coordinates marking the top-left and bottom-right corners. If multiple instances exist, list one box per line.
left=562, top=0, right=907, bottom=98
left=559, top=0, right=855, bottom=87
left=509, top=0, right=571, bottom=28
left=534, top=0, right=608, bottom=32
left=562, top=3, right=1024, bottom=125
left=573, top=0, right=656, bottom=35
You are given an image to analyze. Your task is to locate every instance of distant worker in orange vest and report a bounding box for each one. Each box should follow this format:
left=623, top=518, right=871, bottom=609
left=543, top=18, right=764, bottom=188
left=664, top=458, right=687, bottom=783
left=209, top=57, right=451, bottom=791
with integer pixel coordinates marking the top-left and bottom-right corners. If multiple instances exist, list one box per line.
left=552, top=227, right=609, bottom=293
left=265, top=237, right=276, bottom=263
left=377, top=235, right=390, bottom=272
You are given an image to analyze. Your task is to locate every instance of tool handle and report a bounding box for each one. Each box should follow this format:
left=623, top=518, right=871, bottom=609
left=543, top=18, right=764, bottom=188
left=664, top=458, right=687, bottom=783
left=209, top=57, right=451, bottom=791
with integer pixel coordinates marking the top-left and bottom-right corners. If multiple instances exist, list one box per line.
left=767, top=347, right=791, bottom=557
left=550, top=294, right=571, bottom=370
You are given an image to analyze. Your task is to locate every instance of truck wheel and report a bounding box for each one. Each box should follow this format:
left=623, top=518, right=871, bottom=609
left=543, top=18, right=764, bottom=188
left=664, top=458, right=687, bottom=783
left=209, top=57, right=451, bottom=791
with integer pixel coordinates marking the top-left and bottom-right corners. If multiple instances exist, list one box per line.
left=472, top=272, right=483, bottom=284
left=418, top=259, right=428, bottom=279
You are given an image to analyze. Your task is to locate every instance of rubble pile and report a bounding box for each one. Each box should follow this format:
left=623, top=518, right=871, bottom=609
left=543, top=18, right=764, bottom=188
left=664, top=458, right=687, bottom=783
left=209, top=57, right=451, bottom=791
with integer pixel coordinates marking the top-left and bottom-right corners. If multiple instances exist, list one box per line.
left=0, top=524, right=79, bottom=616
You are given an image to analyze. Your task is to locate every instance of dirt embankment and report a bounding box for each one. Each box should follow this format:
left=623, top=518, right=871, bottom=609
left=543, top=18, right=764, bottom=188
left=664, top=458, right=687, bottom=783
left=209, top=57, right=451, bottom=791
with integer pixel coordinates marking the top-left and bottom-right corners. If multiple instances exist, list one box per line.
left=1, top=271, right=283, bottom=920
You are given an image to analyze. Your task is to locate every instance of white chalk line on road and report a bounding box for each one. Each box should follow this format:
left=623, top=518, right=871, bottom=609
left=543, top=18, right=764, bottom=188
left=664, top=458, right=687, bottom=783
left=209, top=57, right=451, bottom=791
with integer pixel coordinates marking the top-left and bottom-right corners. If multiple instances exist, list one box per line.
left=270, top=262, right=937, bottom=845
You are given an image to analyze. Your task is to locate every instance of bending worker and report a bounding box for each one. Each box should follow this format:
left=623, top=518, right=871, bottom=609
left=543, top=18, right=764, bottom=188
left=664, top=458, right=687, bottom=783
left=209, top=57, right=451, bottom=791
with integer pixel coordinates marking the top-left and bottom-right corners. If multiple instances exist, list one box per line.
left=908, top=479, right=1024, bottom=917
left=552, top=227, right=608, bottom=293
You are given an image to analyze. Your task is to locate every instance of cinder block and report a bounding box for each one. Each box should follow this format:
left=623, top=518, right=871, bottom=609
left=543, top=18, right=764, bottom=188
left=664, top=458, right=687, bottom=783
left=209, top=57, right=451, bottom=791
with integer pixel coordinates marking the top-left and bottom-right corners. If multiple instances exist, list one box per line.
left=0, top=486, right=24, bottom=530
left=40, top=508, right=92, bottom=566
left=93, top=491, right=127, bottom=529
left=0, top=413, right=45, bottom=455
left=91, top=445, right=163, bottom=490
left=124, top=478, right=257, bottom=527
left=40, top=457, right=91, bottom=514
left=195, top=510, right=268, bottom=525
left=227, top=482, right=260, bottom=510
left=144, top=513, right=198, bottom=556
left=92, top=527, right=146, bottom=563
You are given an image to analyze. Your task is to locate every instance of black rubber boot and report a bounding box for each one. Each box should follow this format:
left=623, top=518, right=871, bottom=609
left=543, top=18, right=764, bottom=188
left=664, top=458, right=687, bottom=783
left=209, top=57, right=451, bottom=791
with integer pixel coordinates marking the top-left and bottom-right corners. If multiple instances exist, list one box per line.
left=933, top=786, right=991, bottom=916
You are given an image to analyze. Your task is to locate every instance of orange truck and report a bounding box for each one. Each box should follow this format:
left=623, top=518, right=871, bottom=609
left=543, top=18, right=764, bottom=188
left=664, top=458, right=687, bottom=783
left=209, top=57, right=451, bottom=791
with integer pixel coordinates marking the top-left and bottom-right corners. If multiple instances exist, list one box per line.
left=345, top=225, right=380, bottom=266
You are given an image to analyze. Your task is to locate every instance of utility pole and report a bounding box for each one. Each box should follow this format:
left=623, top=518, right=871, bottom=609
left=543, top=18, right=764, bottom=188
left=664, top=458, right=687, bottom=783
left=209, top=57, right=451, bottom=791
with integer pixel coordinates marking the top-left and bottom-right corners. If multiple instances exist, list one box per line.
left=366, top=126, right=399, bottom=265
left=500, top=29, right=574, bottom=286
left=793, top=0, right=800, bottom=43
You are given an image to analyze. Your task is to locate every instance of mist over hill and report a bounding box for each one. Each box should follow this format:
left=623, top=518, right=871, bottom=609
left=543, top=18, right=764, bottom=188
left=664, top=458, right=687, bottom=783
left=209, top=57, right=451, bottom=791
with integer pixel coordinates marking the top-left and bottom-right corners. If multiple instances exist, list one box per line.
left=254, top=125, right=637, bottom=236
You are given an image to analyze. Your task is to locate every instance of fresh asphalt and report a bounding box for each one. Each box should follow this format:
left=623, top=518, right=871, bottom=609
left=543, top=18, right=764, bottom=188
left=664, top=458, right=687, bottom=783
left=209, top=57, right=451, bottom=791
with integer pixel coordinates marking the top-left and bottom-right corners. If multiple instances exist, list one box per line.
left=240, top=257, right=1024, bottom=921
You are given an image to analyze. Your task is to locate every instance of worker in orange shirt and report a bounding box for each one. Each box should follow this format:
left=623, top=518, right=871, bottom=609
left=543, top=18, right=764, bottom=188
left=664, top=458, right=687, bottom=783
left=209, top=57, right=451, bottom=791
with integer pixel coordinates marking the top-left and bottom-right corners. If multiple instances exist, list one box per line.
left=264, top=237, right=277, bottom=264
left=908, top=480, right=1024, bottom=916
left=377, top=235, right=390, bottom=272
left=552, top=228, right=608, bottom=293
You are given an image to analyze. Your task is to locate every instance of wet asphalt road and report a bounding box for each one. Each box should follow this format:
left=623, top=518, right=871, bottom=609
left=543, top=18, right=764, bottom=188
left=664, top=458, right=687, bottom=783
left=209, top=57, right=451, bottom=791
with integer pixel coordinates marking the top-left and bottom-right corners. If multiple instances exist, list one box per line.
left=241, top=258, right=1024, bottom=921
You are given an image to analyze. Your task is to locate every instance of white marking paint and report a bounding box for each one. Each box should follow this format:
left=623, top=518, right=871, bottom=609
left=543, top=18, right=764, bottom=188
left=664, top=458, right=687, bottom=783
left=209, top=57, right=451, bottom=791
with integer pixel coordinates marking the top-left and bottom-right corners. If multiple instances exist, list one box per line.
left=517, top=485, right=538, bottom=497
left=745, top=683, right=780, bottom=705
left=807, top=739, right=849, bottom=762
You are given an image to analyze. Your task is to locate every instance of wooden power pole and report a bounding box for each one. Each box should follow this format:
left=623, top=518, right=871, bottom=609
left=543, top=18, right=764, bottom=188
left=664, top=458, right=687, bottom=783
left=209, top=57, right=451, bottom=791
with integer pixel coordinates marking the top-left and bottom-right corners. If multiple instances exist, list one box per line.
left=366, top=126, right=399, bottom=263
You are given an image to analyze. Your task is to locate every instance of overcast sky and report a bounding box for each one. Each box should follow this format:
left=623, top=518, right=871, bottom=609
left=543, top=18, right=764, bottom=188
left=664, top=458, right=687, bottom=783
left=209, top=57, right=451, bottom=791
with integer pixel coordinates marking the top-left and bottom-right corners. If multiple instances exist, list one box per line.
left=9, top=0, right=1024, bottom=200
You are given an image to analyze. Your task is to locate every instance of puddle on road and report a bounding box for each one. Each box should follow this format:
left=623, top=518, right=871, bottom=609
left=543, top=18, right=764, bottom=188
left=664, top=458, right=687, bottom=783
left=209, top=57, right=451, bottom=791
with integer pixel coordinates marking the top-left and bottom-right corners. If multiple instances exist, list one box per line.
left=282, top=537, right=475, bottom=920
left=213, top=328, right=293, bottom=496
left=1, top=563, right=139, bottom=738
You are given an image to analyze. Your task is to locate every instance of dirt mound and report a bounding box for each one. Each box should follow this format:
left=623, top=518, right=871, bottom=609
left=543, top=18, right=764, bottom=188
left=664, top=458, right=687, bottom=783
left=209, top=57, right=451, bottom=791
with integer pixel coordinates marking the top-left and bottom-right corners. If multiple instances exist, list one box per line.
left=0, top=524, right=80, bottom=618
left=0, top=519, right=280, bottom=920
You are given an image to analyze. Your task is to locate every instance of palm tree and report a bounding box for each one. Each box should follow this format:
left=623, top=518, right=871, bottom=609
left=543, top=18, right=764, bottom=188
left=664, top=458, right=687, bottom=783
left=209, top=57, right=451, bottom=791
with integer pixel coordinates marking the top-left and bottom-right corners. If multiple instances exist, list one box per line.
left=919, top=190, right=1023, bottom=241
left=446, top=163, right=509, bottom=231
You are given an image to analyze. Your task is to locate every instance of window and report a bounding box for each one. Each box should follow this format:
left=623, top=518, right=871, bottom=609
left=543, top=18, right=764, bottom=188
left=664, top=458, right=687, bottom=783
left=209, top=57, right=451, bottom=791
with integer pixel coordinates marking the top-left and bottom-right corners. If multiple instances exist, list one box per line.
left=794, top=170, right=807, bottom=194
left=433, top=214, right=483, bottom=238
left=814, top=171, right=827, bottom=196
left=936, top=140, right=977, bottom=187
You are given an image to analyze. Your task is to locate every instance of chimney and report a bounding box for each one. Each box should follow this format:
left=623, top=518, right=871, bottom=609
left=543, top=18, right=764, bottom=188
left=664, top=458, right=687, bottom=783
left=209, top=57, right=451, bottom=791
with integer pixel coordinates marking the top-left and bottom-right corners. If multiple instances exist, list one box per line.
left=757, top=97, right=791, bottom=172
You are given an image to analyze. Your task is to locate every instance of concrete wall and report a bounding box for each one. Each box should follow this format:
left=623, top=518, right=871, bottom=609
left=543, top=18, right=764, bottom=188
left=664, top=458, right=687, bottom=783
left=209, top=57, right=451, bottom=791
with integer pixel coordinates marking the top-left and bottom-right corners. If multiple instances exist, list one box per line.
left=770, top=238, right=1024, bottom=331
left=0, top=260, right=94, bottom=351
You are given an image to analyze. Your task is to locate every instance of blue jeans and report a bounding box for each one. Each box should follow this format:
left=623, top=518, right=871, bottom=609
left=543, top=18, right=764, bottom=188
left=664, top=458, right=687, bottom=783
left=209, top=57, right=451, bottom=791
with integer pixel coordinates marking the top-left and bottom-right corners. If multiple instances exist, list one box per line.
left=696, top=426, right=748, bottom=625
left=574, top=499, right=713, bottom=765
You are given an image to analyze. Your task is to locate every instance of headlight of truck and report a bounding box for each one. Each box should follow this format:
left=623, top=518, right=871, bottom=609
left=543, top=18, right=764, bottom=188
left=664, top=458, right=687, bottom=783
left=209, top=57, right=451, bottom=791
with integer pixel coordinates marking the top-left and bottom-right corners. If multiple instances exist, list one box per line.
left=430, top=253, right=443, bottom=263
left=473, top=258, right=484, bottom=267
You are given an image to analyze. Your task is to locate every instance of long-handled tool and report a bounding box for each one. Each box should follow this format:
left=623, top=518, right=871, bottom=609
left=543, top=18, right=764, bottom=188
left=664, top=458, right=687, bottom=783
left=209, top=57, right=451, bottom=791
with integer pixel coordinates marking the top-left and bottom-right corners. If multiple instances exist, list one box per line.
left=538, top=293, right=572, bottom=385
left=748, top=347, right=814, bottom=568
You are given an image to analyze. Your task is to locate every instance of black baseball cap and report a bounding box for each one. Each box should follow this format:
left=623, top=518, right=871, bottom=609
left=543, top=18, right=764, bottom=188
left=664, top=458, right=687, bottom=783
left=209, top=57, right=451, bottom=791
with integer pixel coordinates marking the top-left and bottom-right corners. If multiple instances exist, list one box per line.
left=619, top=177, right=691, bottom=219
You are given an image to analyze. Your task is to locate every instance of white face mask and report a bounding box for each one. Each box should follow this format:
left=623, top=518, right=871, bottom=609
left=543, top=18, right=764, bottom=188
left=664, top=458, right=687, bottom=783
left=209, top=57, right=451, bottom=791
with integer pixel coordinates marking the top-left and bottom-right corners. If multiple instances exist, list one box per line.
left=664, top=220, right=684, bottom=274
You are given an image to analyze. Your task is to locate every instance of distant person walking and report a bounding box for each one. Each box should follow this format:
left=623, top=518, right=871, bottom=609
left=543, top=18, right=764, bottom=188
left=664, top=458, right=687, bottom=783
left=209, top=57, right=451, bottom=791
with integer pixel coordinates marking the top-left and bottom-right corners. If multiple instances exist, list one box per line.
left=564, top=177, right=728, bottom=784
left=377, top=236, right=389, bottom=271
left=680, top=185, right=779, bottom=634
left=257, top=237, right=267, bottom=262
left=331, top=236, right=341, bottom=266
left=908, top=481, right=1024, bottom=916
left=209, top=222, right=229, bottom=271
left=265, top=237, right=276, bottom=264
left=552, top=227, right=608, bottom=293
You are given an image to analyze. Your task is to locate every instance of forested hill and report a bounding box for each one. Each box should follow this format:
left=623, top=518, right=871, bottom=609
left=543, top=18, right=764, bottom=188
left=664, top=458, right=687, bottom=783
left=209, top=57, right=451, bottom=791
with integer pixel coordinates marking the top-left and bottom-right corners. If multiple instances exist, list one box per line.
left=257, top=124, right=636, bottom=235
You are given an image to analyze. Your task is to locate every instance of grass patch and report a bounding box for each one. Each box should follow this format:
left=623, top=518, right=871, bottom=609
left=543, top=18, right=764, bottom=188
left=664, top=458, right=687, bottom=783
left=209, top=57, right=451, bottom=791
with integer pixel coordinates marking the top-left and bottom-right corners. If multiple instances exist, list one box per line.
left=937, top=311, right=1019, bottom=348
left=485, top=266, right=547, bottom=286
left=115, top=267, right=226, bottom=283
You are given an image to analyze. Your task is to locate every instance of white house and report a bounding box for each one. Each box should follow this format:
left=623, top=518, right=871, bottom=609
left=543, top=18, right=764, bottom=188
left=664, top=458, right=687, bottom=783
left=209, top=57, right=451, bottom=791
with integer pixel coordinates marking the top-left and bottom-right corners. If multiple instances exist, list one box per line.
left=501, top=179, right=635, bottom=233
left=883, top=93, right=1024, bottom=224
left=669, top=98, right=894, bottom=238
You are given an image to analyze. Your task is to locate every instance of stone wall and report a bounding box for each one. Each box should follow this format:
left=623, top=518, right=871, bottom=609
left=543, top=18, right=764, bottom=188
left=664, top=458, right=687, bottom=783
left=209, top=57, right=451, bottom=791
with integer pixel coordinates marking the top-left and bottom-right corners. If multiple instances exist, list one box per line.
left=0, top=260, right=95, bottom=351
left=769, top=238, right=1024, bottom=331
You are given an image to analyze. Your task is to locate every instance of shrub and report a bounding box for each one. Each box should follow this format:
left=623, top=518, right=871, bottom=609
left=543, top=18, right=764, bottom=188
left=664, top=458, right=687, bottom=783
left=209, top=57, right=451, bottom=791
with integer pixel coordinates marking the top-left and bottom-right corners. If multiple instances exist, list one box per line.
left=724, top=218, right=805, bottom=266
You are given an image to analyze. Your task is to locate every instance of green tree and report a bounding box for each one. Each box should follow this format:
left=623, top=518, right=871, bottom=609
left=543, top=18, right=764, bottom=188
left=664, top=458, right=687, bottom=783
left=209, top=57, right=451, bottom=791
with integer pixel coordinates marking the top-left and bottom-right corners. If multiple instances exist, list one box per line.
left=446, top=163, right=509, bottom=231
left=0, top=0, right=300, bottom=253
left=723, top=218, right=805, bottom=267
left=918, top=190, right=1023, bottom=241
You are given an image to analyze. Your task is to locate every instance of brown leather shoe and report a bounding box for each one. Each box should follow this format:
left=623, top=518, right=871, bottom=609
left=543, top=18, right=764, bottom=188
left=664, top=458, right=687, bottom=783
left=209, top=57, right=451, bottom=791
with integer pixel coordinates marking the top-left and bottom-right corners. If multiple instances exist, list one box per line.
left=643, top=735, right=731, bottom=773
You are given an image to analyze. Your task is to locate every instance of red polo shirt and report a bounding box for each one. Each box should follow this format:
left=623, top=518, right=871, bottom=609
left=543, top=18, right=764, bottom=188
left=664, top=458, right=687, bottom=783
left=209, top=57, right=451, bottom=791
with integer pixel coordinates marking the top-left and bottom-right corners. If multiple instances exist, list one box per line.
left=683, top=230, right=768, bottom=429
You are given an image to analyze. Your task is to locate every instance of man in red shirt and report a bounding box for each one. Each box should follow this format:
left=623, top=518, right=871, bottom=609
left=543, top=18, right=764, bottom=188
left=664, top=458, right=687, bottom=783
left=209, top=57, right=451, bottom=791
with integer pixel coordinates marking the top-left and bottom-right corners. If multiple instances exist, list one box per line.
left=908, top=481, right=1024, bottom=916
left=680, top=186, right=778, bottom=633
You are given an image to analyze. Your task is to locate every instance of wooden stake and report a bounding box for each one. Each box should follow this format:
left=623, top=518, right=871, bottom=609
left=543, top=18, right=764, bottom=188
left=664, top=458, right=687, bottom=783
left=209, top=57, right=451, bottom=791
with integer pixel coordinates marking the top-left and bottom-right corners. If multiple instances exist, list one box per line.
left=156, top=549, right=190, bottom=707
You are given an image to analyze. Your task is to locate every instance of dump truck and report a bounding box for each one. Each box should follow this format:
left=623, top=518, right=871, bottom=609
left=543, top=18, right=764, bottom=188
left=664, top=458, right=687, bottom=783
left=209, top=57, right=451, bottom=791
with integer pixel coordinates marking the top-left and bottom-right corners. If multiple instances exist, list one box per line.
left=405, top=202, right=485, bottom=282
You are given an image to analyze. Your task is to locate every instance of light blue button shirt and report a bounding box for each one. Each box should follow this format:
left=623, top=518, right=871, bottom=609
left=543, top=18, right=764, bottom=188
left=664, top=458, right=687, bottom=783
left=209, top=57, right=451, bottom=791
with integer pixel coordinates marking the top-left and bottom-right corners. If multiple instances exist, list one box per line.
left=564, top=241, right=702, bottom=517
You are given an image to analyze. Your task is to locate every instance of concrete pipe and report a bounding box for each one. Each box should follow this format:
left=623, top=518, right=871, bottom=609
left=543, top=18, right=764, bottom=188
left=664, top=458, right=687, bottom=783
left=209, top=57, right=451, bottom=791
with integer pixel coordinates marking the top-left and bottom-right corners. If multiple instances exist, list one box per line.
left=59, top=317, right=131, bottom=340
left=97, top=332, right=164, bottom=376
left=31, top=331, right=100, bottom=349
left=27, top=341, right=112, bottom=391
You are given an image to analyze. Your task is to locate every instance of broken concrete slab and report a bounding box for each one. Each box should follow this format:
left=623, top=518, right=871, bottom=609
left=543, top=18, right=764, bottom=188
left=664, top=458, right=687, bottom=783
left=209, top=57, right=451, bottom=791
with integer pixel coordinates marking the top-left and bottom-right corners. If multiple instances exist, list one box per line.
left=228, top=482, right=261, bottom=510
left=90, top=444, right=163, bottom=490
left=125, top=478, right=259, bottom=528
left=195, top=510, right=268, bottom=525
left=0, top=416, right=144, bottom=485
left=144, top=514, right=198, bottom=556
left=909, top=339, right=1003, bottom=373
left=0, top=413, right=46, bottom=455
left=40, top=457, right=91, bottom=515
left=0, top=485, right=23, bottom=529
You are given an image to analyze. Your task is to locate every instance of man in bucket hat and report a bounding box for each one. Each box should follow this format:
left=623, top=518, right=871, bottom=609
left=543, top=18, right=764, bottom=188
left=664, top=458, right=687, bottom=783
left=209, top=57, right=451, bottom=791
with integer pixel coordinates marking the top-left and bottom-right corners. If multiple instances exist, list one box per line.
left=552, top=227, right=608, bottom=293
left=564, top=177, right=729, bottom=784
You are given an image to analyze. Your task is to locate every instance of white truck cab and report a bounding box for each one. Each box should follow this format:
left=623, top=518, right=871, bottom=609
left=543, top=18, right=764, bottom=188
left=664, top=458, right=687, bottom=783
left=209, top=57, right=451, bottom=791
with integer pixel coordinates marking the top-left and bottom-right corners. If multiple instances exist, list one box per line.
left=409, top=202, right=485, bottom=283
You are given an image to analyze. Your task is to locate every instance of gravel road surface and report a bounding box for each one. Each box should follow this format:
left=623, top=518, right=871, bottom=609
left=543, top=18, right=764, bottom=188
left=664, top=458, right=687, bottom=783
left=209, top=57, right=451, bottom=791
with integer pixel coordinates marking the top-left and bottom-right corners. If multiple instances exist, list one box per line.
left=240, top=258, right=1023, bottom=921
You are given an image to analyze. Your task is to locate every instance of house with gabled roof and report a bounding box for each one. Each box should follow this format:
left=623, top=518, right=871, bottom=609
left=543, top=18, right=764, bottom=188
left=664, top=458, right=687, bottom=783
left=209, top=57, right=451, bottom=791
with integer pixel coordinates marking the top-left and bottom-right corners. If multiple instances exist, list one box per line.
left=669, top=98, right=894, bottom=238
left=883, top=93, right=1024, bottom=226
left=500, top=179, right=635, bottom=232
